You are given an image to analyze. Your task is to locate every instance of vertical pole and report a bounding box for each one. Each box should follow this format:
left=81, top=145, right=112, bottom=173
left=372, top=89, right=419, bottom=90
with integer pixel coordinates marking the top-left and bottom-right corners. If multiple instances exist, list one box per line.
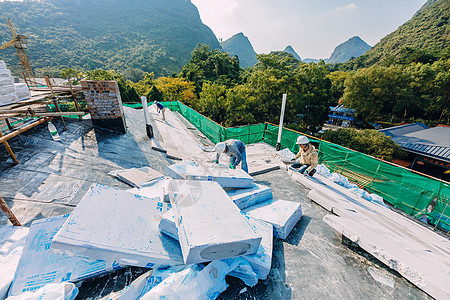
left=67, top=76, right=82, bottom=120
left=276, top=93, right=287, bottom=151
left=0, top=196, right=21, bottom=226
left=45, top=76, right=67, bottom=130
left=141, top=96, right=153, bottom=139
left=0, top=130, right=19, bottom=164
left=21, top=70, right=29, bottom=89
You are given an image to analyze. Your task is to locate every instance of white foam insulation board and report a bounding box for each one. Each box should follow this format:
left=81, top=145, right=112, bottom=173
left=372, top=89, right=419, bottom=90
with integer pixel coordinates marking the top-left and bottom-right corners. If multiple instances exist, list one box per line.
left=167, top=180, right=262, bottom=264
left=0, top=226, right=29, bottom=299
left=226, top=183, right=273, bottom=210
left=185, top=165, right=254, bottom=188
left=242, top=199, right=303, bottom=240
left=165, top=161, right=198, bottom=179
left=51, top=183, right=184, bottom=268
left=158, top=209, right=273, bottom=280
left=8, top=214, right=120, bottom=297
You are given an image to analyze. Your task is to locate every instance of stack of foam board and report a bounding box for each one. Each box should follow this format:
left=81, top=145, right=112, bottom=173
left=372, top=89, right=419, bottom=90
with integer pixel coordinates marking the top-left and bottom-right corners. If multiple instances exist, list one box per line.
left=185, top=165, right=254, bottom=188
left=226, top=183, right=273, bottom=210
left=0, top=226, right=29, bottom=299
left=0, top=60, right=19, bottom=106
left=167, top=180, right=262, bottom=264
left=51, top=183, right=184, bottom=267
left=158, top=209, right=274, bottom=280
left=242, top=199, right=303, bottom=240
left=8, top=214, right=121, bottom=297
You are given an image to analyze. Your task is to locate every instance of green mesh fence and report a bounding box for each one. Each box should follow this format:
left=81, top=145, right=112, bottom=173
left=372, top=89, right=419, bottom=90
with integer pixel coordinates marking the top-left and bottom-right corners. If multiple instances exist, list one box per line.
left=123, top=101, right=450, bottom=231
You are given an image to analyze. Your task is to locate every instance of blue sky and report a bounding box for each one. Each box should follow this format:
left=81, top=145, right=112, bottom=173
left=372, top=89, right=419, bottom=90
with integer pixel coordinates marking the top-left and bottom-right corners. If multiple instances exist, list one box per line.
left=191, top=0, right=426, bottom=59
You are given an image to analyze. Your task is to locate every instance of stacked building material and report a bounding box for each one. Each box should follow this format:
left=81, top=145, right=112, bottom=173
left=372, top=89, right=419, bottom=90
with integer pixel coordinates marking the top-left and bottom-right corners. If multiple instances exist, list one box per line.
left=167, top=180, right=262, bottom=264
left=0, top=60, right=19, bottom=106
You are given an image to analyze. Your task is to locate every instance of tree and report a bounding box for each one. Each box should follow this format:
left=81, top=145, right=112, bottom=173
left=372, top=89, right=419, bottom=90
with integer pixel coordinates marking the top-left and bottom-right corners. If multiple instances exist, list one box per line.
left=343, top=65, right=415, bottom=122
left=85, top=69, right=140, bottom=103
left=179, top=44, right=241, bottom=94
left=132, top=72, right=155, bottom=96
left=60, top=67, right=83, bottom=84
left=146, top=85, right=163, bottom=103
left=155, top=77, right=196, bottom=106
left=322, top=128, right=404, bottom=161
left=197, top=83, right=228, bottom=125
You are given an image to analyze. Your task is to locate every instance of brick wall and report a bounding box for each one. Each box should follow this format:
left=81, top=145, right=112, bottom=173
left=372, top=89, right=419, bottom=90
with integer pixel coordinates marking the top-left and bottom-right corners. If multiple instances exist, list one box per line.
left=81, top=80, right=127, bottom=133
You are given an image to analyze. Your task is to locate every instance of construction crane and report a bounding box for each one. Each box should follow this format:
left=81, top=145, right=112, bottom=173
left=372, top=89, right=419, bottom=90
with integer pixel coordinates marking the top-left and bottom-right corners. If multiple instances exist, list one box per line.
left=0, top=18, right=37, bottom=87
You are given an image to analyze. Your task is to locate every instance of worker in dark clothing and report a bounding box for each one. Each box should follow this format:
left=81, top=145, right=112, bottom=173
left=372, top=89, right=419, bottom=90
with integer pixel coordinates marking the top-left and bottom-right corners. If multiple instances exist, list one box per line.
left=154, top=101, right=165, bottom=121
left=214, top=139, right=248, bottom=173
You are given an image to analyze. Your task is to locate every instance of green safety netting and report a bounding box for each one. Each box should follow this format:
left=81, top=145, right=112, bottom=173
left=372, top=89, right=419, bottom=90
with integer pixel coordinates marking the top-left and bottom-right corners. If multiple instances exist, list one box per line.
left=123, top=100, right=450, bottom=231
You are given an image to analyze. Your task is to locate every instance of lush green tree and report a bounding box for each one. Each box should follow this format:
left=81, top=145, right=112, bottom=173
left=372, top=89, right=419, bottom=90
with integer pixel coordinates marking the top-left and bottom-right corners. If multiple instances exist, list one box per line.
left=197, top=83, right=228, bottom=124
left=60, top=67, right=83, bottom=84
left=343, top=65, right=416, bottom=122
left=132, top=72, right=155, bottom=96
left=155, top=77, right=196, bottom=105
left=179, top=44, right=241, bottom=93
left=146, top=85, right=164, bottom=103
left=322, top=128, right=404, bottom=161
left=85, top=69, right=140, bottom=103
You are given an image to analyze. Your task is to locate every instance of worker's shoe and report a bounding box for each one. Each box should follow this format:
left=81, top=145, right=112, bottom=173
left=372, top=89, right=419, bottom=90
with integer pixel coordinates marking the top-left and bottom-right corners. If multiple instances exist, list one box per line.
left=308, top=169, right=316, bottom=177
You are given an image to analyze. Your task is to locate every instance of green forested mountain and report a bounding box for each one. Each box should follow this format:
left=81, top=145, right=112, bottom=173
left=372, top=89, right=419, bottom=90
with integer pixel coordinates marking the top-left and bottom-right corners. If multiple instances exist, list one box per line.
left=327, top=36, right=371, bottom=64
left=283, top=45, right=301, bottom=61
left=343, top=0, right=449, bottom=69
left=0, top=0, right=219, bottom=79
left=221, top=32, right=257, bottom=68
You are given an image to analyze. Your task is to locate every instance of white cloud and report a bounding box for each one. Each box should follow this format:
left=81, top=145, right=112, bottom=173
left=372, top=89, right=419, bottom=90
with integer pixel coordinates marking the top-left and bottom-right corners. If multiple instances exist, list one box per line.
left=334, top=3, right=357, bottom=12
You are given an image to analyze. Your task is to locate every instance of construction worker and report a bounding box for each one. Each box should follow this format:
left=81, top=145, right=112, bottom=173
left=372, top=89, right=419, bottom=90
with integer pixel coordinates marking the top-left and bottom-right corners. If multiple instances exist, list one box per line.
left=154, top=101, right=165, bottom=121
left=214, top=139, right=248, bottom=173
left=291, top=135, right=318, bottom=176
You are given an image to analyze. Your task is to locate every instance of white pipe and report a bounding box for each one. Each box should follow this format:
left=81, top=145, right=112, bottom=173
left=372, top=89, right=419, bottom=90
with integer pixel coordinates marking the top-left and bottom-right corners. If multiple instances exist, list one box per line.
left=141, top=96, right=151, bottom=125
left=276, top=94, right=287, bottom=150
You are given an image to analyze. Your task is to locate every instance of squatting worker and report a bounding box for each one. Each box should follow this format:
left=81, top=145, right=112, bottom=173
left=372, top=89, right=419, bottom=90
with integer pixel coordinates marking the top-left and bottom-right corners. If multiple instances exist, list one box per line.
left=291, top=135, right=318, bottom=176
left=214, top=139, right=248, bottom=173
left=154, top=101, right=165, bottom=121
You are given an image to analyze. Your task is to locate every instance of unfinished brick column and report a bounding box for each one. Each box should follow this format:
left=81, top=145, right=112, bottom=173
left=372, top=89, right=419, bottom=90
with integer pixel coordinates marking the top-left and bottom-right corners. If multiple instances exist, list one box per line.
left=81, top=80, right=127, bottom=133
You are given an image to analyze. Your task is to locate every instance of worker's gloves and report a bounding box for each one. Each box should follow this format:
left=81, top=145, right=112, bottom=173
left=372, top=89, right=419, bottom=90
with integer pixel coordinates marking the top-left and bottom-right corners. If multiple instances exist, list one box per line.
left=229, top=163, right=235, bottom=169
left=214, top=160, right=219, bottom=164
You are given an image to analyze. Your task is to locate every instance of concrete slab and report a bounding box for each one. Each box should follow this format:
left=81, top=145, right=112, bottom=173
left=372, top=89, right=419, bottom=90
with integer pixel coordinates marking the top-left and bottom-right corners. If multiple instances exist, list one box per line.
left=167, top=180, right=262, bottom=264
left=242, top=199, right=303, bottom=240
left=8, top=214, right=120, bottom=297
left=51, top=183, right=184, bottom=267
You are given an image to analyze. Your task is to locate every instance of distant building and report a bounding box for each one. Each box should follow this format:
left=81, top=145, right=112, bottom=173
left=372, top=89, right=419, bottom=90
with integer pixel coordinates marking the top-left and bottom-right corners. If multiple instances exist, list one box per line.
left=380, top=123, right=450, bottom=172
left=328, top=105, right=356, bottom=127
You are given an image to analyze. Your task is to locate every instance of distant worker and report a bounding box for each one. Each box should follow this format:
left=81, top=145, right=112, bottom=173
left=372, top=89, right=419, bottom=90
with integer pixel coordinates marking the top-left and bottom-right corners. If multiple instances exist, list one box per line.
left=291, top=135, right=318, bottom=176
left=214, top=139, right=248, bottom=173
left=154, top=101, right=165, bottom=121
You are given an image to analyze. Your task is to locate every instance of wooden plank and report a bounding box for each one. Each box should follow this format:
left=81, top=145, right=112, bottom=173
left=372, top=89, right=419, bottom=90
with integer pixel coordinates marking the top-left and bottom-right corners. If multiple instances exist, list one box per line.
left=0, top=130, right=19, bottom=164
left=0, top=196, right=21, bottom=226
left=67, top=76, right=83, bottom=120
left=0, top=117, right=50, bottom=144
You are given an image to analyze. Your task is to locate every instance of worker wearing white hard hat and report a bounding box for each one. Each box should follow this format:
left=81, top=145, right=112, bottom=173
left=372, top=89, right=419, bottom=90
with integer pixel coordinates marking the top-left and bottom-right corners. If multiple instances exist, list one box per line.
left=291, top=135, right=318, bottom=176
left=214, top=139, right=248, bottom=173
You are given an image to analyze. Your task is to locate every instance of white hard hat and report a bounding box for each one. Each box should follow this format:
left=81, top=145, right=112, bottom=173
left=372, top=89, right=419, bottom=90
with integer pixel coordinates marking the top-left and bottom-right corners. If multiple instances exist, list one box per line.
left=215, top=142, right=226, bottom=153
left=296, top=135, right=309, bottom=145
left=154, top=101, right=157, bottom=104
